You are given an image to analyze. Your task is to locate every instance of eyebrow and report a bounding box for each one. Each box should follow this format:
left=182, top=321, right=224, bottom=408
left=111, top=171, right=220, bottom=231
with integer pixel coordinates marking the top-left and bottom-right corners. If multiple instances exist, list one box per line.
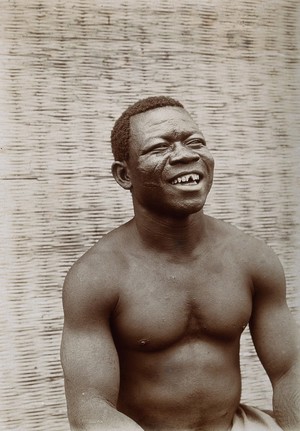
left=141, top=132, right=206, bottom=155
left=161, top=130, right=194, bottom=141
left=163, top=131, right=207, bottom=146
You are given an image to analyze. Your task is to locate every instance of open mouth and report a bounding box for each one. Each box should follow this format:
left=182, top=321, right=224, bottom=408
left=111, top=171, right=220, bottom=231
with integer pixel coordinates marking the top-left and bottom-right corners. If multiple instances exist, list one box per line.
left=171, top=173, right=202, bottom=186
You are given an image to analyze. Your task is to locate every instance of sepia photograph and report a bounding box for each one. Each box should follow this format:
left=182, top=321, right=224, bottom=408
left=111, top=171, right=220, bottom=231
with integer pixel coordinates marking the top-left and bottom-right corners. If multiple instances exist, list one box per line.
left=0, top=1, right=299, bottom=430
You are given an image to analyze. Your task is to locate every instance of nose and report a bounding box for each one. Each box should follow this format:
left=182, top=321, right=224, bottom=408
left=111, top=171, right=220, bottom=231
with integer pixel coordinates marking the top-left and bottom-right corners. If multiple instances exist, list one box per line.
left=169, top=142, right=200, bottom=165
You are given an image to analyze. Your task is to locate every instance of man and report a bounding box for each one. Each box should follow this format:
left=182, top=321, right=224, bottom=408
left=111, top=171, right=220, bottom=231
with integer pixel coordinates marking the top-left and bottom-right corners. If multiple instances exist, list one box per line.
left=61, top=96, right=299, bottom=430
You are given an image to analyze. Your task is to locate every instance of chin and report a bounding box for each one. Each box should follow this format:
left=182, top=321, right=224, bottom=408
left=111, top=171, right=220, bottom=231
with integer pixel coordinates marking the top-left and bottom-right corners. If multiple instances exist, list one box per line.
left=173, top=205, right=204, bottom=218
left=160, top=200, right=206, bottom=218
left=136, top=191, right=209, bottom=218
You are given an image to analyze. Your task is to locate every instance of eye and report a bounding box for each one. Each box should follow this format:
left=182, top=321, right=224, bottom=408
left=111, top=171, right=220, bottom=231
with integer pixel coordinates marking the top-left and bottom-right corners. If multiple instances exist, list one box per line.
left=147, top=143, right=169, bottom=154
left=186, top=138, right=206, bottom=149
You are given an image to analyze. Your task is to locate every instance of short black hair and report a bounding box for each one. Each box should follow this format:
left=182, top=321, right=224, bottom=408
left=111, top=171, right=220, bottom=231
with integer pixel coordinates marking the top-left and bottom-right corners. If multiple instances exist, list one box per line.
left=111, top=96, right=184, bottom=161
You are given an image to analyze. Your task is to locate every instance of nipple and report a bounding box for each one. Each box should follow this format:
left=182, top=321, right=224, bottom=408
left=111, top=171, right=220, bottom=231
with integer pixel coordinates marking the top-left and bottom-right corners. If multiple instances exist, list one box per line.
left=139, top=338, right=149, bottom=346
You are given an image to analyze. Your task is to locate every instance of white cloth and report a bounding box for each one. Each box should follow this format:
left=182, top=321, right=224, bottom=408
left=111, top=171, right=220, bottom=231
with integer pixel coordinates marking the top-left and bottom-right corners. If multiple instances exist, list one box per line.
left=231, top=405, right=283, bottom=430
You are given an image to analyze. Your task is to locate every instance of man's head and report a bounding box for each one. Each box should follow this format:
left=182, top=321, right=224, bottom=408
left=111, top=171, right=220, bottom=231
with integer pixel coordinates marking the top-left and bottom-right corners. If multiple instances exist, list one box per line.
left=111, top=96, right=184, bottom=162
left=111, top=96, right=214, bottom=217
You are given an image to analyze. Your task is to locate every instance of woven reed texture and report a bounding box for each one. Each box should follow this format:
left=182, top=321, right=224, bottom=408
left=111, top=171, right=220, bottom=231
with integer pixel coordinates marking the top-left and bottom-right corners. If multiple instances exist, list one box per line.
left=0, top=0, right=299, bottom=430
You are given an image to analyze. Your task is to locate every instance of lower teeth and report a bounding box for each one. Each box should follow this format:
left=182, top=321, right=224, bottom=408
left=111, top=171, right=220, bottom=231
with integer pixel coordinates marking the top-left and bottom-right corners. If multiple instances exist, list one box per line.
left=180, top=181, right=197, bottom=185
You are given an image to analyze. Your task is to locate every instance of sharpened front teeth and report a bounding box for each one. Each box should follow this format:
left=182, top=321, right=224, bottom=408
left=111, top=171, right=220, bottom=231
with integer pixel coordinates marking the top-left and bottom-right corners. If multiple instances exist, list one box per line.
left=171, top=174, right=200, bottom=185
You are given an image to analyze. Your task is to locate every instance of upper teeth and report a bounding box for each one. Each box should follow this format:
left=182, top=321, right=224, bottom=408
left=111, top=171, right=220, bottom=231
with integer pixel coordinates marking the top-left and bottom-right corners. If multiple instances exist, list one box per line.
left=171, top=174, right=200, bottom=185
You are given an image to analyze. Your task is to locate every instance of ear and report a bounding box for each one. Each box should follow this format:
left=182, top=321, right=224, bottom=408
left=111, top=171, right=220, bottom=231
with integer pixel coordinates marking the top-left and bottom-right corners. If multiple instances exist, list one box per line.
left=111, top=161, right=132, bottom=190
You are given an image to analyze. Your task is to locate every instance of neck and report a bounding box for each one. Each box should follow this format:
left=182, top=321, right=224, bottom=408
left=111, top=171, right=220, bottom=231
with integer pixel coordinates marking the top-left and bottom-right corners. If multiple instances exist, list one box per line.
left=132, top=204, right=208, bottom=256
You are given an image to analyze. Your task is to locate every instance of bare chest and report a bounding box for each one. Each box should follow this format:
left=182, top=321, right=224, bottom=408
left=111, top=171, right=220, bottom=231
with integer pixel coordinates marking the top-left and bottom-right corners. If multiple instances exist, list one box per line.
left=112, top=255, right=253, bottom=351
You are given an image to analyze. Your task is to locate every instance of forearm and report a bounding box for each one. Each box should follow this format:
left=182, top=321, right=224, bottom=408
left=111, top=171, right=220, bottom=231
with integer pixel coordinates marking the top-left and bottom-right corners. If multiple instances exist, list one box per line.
left=68, top=400, right=144, bottom=431
left=272, top=365, right=300, bottom=431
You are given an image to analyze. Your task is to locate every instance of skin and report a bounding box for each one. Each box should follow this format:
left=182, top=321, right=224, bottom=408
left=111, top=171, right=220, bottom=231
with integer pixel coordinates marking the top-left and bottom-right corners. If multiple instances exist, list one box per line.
left=61, top=106, right=300, bottom=431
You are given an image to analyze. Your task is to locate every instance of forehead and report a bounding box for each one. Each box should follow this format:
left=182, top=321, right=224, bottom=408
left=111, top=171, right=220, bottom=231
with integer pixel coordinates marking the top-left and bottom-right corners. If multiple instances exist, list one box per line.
left=130, top=106, right=201, bottom=143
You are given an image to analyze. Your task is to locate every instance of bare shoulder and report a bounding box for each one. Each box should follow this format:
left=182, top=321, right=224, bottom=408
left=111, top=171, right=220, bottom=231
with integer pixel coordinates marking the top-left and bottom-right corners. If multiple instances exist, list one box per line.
left=206, top=215, right=285, bottom=294
left=206, top=214, right=266, bottom=250
left=62, top=222, right=132, bottom=325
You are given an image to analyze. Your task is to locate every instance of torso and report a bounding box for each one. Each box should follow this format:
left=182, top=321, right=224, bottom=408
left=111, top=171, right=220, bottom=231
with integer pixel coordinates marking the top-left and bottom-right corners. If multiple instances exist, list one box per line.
left=96, top=216, right=255, bottom=430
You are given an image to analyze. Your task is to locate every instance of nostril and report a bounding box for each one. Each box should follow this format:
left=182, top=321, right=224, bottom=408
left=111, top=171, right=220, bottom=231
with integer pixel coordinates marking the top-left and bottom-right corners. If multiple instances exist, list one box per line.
left=169, top=149, right=200, bottom=164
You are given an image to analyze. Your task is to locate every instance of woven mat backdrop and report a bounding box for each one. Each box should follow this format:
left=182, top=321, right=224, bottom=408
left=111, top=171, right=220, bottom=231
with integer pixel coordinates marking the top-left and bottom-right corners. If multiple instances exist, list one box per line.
left=1, top=1, right=299, bottom=430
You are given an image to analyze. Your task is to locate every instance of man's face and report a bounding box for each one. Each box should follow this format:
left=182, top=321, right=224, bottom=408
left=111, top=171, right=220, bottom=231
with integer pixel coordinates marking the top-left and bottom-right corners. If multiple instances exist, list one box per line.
left=127, top=106, right=214, bottom=217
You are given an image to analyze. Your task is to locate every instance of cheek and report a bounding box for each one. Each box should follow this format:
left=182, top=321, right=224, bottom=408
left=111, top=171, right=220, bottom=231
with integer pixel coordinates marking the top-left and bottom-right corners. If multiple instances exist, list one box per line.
left=202, top=151, right=215, bottom=173
left=137, top=159, right=164, bottom=184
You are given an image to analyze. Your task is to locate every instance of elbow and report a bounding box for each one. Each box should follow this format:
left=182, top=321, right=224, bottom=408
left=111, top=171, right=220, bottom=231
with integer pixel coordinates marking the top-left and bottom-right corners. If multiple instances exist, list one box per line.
left=66, top=396, right=117, bottom=431
left=269, top=350, right=300, bottom=388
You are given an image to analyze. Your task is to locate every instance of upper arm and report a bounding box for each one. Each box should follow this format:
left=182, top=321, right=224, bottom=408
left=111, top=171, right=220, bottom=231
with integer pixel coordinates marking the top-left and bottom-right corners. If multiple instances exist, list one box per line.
left=249, top=241, right=299, bottom=385
left=61, top=255, right=120, bottom=426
